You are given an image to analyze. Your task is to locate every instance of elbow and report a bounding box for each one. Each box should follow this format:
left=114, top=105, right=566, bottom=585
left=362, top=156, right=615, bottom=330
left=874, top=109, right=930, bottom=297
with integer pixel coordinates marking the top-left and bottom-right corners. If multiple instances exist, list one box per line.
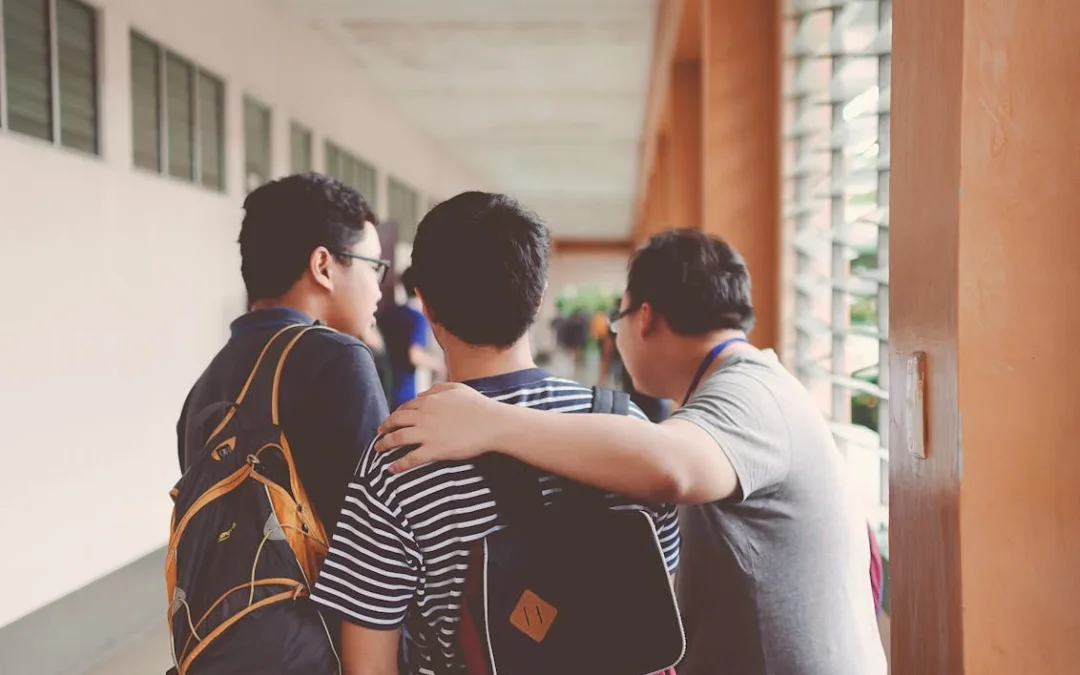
left=649, top=456, right=696, bottom=504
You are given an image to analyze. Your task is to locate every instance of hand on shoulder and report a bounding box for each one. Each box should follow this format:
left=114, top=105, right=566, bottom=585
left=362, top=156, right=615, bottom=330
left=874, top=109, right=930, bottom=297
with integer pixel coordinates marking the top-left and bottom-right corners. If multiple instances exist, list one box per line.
left=375, top=383, right=510, bottom=472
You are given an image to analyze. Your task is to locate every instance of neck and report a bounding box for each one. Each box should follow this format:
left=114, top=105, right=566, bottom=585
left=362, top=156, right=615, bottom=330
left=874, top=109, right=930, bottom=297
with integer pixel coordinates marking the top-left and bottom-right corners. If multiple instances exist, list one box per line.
left=442, top=336, right=537, bottom=383
left=250, top=292, right=322, bottom=322
left=661, top=329, right=751, bottom=401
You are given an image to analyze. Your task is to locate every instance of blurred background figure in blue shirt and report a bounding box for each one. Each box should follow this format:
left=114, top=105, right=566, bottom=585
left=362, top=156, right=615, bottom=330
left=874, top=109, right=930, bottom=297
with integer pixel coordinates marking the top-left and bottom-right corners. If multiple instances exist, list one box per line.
left=378, top=266, right=446, bottom=408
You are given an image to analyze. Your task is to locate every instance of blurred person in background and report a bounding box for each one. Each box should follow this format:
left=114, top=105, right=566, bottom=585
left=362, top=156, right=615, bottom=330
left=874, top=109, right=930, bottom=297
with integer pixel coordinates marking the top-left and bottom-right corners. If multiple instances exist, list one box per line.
left=358, top=321, right=395, bottom=403
left=379, top=266, right=445, bottom=408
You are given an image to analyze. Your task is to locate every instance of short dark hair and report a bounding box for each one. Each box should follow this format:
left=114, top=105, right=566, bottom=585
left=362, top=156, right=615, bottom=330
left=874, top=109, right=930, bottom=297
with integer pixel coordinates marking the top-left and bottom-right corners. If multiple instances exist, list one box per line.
left=400, top=266, right=418, bottom=299
left=411, top=191, right=549, bottom=347
left=626, top=229, right=754, bottom=335
left=239, top=172, right=377, bottom=303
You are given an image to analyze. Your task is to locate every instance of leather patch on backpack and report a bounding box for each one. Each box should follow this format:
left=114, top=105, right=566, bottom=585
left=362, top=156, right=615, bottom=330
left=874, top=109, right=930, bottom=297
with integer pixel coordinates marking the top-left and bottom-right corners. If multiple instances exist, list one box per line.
left=510, top=590, right=557, bottom=643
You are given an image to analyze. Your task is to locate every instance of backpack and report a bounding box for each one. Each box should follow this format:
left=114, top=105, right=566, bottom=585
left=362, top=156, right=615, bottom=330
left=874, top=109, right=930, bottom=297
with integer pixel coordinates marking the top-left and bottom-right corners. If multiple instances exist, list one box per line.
left=165, top=324, right=340, bottom=675
left=456, top=387, right=685, bottom=675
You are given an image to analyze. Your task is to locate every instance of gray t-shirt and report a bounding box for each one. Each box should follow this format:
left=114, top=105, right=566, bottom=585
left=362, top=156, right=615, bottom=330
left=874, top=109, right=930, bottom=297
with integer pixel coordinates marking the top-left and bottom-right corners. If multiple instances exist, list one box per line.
left=671, top=349, right=886, bottom=675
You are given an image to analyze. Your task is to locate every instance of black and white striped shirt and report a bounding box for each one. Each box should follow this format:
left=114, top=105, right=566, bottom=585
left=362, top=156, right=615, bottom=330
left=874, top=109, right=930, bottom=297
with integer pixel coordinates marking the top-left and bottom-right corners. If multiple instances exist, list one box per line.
left=311, top=368, right=681, bottom=674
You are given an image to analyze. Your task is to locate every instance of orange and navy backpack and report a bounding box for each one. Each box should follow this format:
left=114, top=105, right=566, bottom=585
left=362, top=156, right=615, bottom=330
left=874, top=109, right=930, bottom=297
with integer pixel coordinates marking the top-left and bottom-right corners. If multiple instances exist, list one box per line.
left=165, top=325, right=340, bottom=675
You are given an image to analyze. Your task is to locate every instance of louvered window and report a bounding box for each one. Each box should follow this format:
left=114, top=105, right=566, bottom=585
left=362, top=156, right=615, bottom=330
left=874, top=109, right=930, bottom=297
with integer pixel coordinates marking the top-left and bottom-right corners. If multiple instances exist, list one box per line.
left=324, top=141, right=340, bottom=179
left=244, top=96, right=271, bottom=192
left=56, top=0, right=96, bottom=152
left=388, top=177, right=420, bottom=242
left=165, top=53, right=193, bottom=181
left=1, top=0, right=99, bottom=154
left=130, top=33, right=160, bottom=171
left=783, top=0, right=892, bottom=554
left=198, top=72, right=224, bottom=190
left=352, top=158, right=377, bottom=210
left=290, top=122, right=312, bottom=174
left=130, top=32, right=225, bottom=190
left=325, top=139, right=379, bottom=212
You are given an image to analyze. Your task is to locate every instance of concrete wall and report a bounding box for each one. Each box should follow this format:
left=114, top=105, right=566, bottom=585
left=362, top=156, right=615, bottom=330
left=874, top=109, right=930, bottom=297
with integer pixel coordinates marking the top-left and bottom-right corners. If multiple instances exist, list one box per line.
left=0, top=0, right=484, bottom=628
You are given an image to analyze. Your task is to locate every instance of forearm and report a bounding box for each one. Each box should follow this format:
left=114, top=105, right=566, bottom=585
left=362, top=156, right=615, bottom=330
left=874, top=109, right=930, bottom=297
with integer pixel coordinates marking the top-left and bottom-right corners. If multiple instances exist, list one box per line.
left=489, top=405, right=685, bottom=503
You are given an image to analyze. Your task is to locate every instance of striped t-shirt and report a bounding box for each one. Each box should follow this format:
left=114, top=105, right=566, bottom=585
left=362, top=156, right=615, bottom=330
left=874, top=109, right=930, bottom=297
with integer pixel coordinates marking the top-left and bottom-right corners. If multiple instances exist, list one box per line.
left=311, top=368, right=681, bottom=674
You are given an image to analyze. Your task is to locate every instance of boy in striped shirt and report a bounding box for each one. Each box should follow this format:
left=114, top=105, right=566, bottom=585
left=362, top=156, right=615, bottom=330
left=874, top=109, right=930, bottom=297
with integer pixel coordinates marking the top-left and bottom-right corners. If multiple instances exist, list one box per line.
left=311, top=192, right=679, bottom=674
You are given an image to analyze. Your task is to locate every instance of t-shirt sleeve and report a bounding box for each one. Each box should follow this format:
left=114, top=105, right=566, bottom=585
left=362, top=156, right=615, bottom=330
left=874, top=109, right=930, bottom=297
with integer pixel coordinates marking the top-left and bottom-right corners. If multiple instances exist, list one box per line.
left=671, top=371, right=791, bottom=501
left=293, top=343, right=390, bottom=526
left=656, top=504, right=681, bottom=574
left=311, top=471, right=421, bottom=629
left=627, top=401, right=681, bottom=574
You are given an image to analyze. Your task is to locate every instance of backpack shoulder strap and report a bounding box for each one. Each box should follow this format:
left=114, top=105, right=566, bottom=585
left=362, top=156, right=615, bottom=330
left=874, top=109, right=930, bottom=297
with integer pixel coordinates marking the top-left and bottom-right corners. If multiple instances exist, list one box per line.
left=591, top=386, right=632, bottom=417
left=204, top=324, right=327, bottom=443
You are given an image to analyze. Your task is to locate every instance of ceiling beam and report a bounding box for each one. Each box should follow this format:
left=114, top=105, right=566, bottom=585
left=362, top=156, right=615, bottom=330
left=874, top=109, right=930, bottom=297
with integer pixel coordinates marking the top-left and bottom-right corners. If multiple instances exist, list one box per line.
left=552, top=238, right=634, bottom=254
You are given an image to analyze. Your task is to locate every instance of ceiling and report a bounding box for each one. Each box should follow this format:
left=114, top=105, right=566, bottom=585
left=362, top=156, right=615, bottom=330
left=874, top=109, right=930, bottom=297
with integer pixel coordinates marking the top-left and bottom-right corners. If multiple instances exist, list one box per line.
left=273, top=0, right=656, bottom=241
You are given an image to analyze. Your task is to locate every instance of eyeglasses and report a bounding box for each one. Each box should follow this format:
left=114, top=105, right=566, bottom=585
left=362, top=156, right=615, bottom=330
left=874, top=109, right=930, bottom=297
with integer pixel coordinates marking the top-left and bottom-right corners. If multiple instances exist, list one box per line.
left=334, top=251, right=391, bottom=284
left=608, top=305, right=640, bottom=335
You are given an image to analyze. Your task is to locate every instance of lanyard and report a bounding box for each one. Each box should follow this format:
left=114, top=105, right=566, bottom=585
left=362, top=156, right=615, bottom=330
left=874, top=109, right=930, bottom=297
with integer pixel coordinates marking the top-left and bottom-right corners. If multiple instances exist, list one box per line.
left=682, top=337, right=749, bottom=405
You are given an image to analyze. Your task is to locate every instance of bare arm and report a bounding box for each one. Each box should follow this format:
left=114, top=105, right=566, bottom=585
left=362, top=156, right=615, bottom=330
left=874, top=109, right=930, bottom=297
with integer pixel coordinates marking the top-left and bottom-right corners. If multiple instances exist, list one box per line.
left=378, top=387, right=739, bottom=505
left=340, top=624, right=400, bottom=675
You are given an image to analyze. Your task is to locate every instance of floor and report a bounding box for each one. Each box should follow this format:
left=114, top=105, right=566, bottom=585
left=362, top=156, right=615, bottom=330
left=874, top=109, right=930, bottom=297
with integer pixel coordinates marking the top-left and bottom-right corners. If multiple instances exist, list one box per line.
left=79, top=627, right=172, bottom=675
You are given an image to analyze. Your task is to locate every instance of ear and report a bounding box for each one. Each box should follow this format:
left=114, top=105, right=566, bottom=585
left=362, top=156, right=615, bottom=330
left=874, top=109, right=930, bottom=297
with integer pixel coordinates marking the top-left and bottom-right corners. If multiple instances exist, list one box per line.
left=309, top=246, right=335, bottom=292
left=639, top=302, right=660, bottom=338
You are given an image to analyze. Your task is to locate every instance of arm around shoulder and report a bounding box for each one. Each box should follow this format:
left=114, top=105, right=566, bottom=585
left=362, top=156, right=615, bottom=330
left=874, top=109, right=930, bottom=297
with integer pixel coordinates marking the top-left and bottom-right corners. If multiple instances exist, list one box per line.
left=486, top=404, right=740, bottom=505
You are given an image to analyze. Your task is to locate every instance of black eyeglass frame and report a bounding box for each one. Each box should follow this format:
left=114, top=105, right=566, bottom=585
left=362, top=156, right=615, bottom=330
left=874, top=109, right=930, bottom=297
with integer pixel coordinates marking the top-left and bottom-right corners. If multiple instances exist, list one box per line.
left=333, top=251, right=391, bottom=284
left=608, top=304, right=641, bottom=335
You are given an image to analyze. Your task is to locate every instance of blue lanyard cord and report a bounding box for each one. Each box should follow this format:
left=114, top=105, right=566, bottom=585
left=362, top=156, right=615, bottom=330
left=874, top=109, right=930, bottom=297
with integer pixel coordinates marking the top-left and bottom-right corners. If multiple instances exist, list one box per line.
left=682, top=337, right=749, bottom=405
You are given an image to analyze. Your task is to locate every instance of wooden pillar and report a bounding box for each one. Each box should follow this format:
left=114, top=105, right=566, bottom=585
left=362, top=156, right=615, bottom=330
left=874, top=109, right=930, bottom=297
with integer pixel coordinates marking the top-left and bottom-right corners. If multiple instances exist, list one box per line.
left=655, top=134, right=672, bottom=231
left=891, top=1, right=1080, bottom=673
left=667, top=60, right=702, bottom=229
left=700, top=0, right=782, bottom=350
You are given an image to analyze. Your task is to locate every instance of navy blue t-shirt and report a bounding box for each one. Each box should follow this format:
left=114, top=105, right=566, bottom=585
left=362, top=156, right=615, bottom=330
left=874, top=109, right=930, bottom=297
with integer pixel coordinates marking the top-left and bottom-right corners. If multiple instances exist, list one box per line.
left=176, top=308, right=389, bottom=530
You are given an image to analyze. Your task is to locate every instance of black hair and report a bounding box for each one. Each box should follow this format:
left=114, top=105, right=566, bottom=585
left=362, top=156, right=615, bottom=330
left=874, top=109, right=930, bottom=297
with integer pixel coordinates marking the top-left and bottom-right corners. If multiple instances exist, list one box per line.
left=239, top=172, right=377, bottom=303
left=626, top=229, right=754, bottom=335
left=411, top=191, right=550, bottom=347
left=400, top=266, right=418, bottom=299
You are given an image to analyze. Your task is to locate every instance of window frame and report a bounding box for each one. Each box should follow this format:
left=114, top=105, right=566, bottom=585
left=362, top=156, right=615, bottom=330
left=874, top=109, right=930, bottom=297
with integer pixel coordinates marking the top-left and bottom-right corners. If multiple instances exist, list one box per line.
left=0, top=0, right=103, bottom=156
left=129, top=29, right=226, bottom=191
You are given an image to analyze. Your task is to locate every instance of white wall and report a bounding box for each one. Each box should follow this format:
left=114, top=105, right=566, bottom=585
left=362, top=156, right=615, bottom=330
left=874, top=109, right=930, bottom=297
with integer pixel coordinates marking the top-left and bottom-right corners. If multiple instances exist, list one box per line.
left=0, top=0, right=485, bottom=628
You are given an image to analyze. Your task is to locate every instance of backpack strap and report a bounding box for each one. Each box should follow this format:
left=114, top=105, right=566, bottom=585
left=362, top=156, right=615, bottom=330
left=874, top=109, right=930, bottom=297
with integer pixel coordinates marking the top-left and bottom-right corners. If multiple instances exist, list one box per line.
left=203, top=324, right=325, bottom=444
left=476, top=386, right=634, bottom=527
left=591, top=385, right=631, bottom=417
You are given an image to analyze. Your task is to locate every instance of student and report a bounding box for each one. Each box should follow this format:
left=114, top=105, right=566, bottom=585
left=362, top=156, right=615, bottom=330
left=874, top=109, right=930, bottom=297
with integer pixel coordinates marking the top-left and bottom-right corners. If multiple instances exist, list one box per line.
left=374, top=229, right=887, bottom=675
left=177, top=172, right=390, bottom=532
left=378, top=266, right=444, bottom=408
left=310, top=192, right=680, bottom=674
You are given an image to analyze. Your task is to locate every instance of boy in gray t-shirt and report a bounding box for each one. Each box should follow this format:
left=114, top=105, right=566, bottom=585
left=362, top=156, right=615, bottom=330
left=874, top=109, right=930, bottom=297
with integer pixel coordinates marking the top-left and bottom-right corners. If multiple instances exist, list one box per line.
left=672, top=348, right=885, bottom=675
left=373, top=230, right=886, bottom=675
